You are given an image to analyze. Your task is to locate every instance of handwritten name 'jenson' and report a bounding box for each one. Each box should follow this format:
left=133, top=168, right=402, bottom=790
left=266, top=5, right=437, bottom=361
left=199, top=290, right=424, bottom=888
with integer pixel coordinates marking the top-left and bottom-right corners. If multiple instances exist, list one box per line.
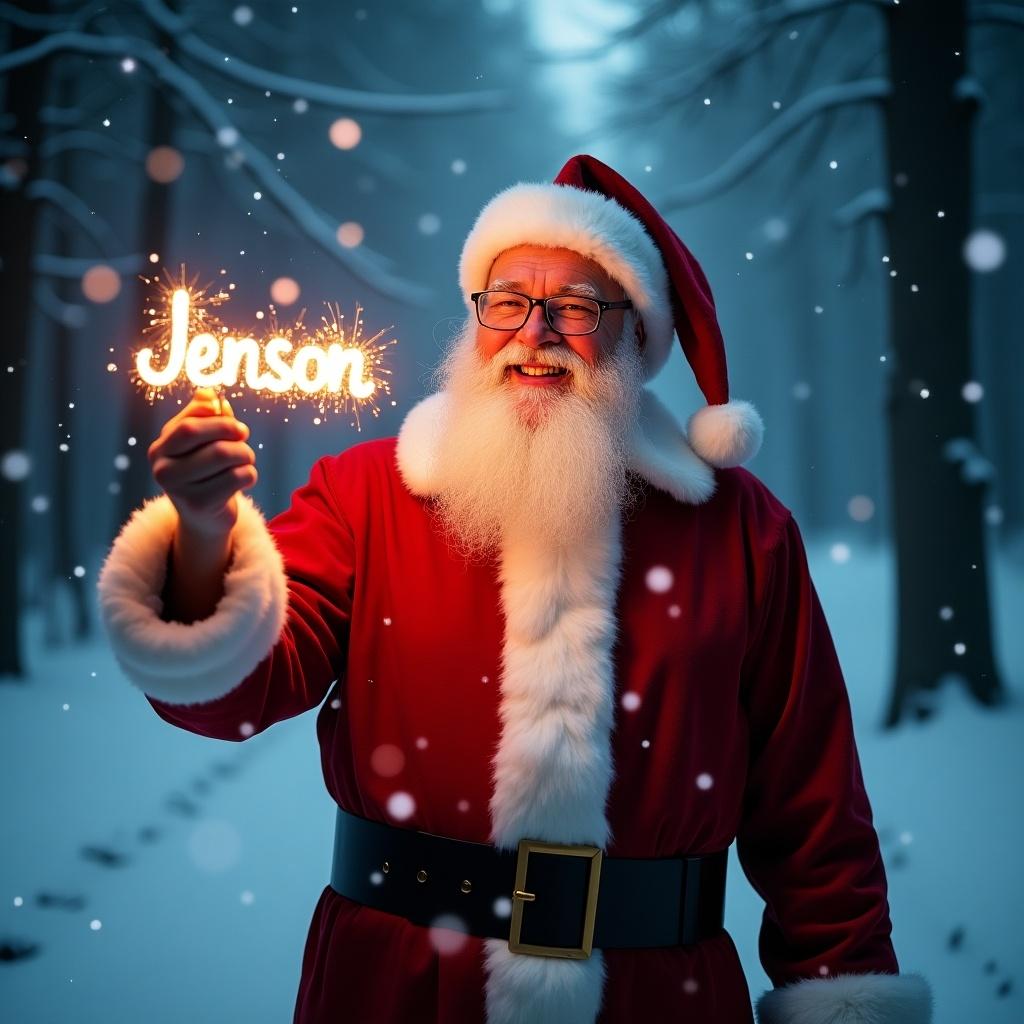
left=135, top=288, right=375, bottom=398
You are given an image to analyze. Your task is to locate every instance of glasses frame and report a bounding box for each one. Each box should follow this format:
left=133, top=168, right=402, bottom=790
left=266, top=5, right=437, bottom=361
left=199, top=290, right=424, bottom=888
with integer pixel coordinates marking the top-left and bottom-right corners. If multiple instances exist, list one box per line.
left=470, top=289, right=633, bottom=336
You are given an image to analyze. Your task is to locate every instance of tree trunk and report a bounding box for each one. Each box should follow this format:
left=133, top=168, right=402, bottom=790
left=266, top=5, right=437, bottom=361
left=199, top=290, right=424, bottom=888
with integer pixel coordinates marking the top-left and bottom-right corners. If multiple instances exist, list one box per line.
left=115, top=25, right=176, bottom=530
left=0, top=23, right=47, bottom=678
left=881, top=0, right=1005, bottom=725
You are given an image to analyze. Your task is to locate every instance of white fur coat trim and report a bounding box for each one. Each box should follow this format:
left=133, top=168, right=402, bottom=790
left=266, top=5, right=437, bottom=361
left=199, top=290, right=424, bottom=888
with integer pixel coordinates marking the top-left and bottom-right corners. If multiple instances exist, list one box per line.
left=482, top=517, right=625, bottom=1023
left=756, top=971, right=933, bottom=1024
left=394, top=388, right=711, bottom=1021
left=394, top=386, right=716, bottom=506
left=96, top=493, right=288, bottom=706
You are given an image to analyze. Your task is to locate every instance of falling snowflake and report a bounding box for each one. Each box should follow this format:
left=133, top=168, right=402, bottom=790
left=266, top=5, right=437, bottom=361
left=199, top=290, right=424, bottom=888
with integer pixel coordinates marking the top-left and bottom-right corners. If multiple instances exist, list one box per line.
left=2, top=450, right=31, bottom=481
left=386, top=791, right=415, bottom=821
left=418, top=213, right=441, bottom=235
left=621, top=691, right=641, bottom=712
left=492, top=896, right=512, bottom=919
left=428, top=914, right=470, bottom=955
left=645, top=566, right=673, bottom=593
left=696, top=772, right=714, bottom=791
left=829, top=543, right=851, bottom=564
left=963, top=230, right=1006, bottom=272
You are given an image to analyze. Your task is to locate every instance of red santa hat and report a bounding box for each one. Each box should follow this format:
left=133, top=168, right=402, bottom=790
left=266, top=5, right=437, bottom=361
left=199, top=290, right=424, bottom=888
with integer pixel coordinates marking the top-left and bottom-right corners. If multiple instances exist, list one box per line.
left=458, top=153, right=764, bottom=468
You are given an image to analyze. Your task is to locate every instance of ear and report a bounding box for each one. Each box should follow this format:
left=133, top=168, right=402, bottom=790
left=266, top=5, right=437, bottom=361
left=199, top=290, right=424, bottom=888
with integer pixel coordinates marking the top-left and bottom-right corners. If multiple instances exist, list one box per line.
left=634, top=315, right=647, bottom=350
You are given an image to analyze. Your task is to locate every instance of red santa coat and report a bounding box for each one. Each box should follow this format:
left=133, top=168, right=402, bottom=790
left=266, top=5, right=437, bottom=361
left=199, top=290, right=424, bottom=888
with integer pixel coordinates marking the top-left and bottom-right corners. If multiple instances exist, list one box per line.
left=97, top=389, right=931, bottom=1024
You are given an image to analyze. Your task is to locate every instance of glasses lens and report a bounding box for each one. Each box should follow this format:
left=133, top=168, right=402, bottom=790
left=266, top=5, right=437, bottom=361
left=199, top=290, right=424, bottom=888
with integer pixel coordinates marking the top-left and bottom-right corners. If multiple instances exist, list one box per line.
left=477, top=291, right=530, bottom=329
left=546, top=296, right=600, bottom=334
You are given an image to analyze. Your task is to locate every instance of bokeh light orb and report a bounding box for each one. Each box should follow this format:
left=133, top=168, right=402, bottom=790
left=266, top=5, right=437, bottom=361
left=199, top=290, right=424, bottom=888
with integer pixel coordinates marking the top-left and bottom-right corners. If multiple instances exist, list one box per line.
left=329, top=118, right=362, bottom=150
left=270, top=277, right=301, bottom=306
left=371, top=743, right=406, bottom=778
left=81, top=265, right=121, bottom=303
left=2, top=450, right=31, bottom=481
left=145, top=146, right=184, bottom=184
left=336, top=222, right=364, bottom=248
left=963, top=229, right=1006, bottom=272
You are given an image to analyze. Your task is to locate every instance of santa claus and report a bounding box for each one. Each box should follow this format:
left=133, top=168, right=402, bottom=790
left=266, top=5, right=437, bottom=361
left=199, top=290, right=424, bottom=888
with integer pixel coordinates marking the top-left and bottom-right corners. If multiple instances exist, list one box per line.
left=97, top=155, right=933, bottom=1023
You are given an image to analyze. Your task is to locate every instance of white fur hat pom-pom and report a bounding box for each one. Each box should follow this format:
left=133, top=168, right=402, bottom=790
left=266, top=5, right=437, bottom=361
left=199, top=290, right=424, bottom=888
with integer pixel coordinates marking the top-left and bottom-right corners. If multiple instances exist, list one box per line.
left=686, top=400, right=764, bottom=468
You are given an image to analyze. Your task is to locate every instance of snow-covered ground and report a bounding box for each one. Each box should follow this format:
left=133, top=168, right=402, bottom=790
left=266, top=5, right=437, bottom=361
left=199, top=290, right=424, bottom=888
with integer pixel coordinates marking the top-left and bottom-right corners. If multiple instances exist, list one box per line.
left=2, top=538, right=1021, bottom=1022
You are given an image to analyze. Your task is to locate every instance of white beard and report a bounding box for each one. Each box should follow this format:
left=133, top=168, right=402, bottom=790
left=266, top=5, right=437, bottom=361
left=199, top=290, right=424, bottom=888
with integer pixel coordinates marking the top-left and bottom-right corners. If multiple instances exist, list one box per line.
left=427, top=317, right=646, bottom=559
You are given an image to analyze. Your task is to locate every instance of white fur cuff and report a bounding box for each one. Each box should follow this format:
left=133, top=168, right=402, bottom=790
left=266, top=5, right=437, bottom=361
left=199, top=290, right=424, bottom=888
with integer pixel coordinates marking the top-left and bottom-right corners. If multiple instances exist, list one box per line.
left=756, top=971, right=933, bottom=1024
left=97, top=493, right=288, bottom=706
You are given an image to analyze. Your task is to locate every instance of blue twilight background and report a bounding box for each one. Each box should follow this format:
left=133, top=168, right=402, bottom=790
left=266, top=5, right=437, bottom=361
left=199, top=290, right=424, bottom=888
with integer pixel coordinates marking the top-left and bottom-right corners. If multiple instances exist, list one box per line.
left=1, top=1, right=1021, bottom=1021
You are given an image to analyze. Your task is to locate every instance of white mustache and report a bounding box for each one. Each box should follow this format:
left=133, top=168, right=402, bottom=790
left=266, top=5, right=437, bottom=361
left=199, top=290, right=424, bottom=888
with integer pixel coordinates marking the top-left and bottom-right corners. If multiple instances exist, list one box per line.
left=491, top=346, right=585, bottom=376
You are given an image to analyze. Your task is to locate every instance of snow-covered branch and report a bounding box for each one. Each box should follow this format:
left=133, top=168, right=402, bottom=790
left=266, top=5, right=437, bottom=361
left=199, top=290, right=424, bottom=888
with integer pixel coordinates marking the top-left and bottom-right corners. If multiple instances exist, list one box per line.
left=0, top=32, right=432, bottom=304
left=833, top=187, right=890, bottom=228
left=40, top=129, right=148, bottom=163
left=547, top=0, right=894, bottom=63
left=971, top=4, right=1024, bottom=29
left=0, top=0, right=103, bottom=31
left=34, top=253, right=144, bottom=278
left=660, top=77, right=891, bottom=210
left=33, top=279, right=89, bottom=328
left=136, top=0, right=506, bottom=116
left=27, top=179, right=120, bottom=254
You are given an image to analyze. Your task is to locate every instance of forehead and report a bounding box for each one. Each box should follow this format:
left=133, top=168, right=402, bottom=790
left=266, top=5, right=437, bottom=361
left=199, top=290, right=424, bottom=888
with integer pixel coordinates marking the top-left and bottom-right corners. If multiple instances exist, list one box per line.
left=486, top=244, right=620, bottom=294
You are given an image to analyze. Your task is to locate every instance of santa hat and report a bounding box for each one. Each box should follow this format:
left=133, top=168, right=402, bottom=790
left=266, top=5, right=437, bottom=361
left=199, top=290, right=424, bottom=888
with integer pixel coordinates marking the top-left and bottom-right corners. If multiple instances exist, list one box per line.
left=458, top=153, right=763, bottom=468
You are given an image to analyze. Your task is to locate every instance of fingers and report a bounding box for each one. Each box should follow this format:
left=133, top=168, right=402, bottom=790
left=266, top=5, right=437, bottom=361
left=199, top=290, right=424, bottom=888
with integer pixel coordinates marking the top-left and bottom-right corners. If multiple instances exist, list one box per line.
left=176, top=464, right=259, bottom=517
left=152, top=439, right=255, bottom=492
left=156, top=415, right=249, bottom=459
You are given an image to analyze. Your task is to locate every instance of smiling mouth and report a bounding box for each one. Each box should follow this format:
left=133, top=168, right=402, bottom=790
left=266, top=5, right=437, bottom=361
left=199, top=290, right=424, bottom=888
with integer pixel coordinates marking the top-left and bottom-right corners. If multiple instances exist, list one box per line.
left=508, top=365, right=570, bottom=378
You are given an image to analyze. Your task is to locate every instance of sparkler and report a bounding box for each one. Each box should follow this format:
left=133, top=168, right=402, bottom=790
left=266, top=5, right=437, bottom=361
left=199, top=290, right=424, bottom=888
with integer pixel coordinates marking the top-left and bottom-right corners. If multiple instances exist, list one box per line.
left=131, top=267, right=395, bottom=429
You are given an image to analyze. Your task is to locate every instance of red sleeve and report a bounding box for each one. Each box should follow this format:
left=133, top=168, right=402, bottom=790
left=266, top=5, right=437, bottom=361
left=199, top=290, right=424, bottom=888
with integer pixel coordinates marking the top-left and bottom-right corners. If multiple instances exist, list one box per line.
left=146, top=456, right=354, bottom=741
left=736, top=511, right=899, bottom=987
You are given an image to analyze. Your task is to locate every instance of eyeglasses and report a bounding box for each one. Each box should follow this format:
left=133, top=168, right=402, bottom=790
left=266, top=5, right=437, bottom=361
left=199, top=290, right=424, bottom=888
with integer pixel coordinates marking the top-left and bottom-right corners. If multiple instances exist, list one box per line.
left=470, top=289, right=633, bottom=336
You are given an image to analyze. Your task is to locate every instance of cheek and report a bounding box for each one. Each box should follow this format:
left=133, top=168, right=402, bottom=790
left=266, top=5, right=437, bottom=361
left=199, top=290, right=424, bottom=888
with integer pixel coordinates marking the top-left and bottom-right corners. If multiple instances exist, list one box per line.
left=568, top=336, right=604, bottom=367
left=475, top=328, right=505, bottom=361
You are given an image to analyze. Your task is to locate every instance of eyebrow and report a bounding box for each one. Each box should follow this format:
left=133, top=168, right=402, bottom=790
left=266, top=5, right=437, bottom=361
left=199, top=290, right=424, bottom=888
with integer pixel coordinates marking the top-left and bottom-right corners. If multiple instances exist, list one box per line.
left=490, top=279, right=600, bottom=298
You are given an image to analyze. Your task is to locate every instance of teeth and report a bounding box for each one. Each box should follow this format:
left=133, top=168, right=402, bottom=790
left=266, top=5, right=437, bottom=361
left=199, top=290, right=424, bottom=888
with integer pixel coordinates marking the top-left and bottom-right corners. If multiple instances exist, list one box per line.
left=515, top=365, right=566, bottom=377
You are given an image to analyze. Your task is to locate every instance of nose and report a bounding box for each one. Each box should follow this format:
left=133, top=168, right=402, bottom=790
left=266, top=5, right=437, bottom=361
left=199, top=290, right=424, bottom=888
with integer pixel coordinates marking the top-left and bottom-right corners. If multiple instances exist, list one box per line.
left=515, top=301, right=559, bottom=349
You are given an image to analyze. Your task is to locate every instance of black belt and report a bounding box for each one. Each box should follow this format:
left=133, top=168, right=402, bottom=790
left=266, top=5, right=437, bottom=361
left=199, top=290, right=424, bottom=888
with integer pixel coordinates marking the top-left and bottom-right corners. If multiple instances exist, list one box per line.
left=329, top=805, right=728, bottom=960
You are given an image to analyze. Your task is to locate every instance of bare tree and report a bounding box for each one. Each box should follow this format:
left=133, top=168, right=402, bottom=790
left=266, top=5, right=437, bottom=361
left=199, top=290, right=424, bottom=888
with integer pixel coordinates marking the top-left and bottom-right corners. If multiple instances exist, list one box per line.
left=0, top=0, right=506, bottom=676
left=554, top=0, right=1015, bottom=725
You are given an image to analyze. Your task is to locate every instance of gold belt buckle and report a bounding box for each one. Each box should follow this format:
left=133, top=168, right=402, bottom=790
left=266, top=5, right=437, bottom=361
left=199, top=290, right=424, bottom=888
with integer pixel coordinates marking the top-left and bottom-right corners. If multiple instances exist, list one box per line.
left=508, top=838, right=603, bottom=959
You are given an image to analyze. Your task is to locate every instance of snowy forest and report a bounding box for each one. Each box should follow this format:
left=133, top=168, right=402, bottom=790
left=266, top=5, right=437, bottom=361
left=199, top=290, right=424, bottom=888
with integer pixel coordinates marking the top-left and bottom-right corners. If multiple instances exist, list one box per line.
left=2, top=1, right=1021, bottom=1022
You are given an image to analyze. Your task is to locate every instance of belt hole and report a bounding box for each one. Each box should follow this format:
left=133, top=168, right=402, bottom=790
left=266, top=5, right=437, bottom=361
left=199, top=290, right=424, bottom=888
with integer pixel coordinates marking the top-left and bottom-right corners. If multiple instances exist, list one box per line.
left=416, top=869, right=429, bottom=883
left=460, top=879, right=472, bottom=894
left=382, top=861, right=390, bottom=874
